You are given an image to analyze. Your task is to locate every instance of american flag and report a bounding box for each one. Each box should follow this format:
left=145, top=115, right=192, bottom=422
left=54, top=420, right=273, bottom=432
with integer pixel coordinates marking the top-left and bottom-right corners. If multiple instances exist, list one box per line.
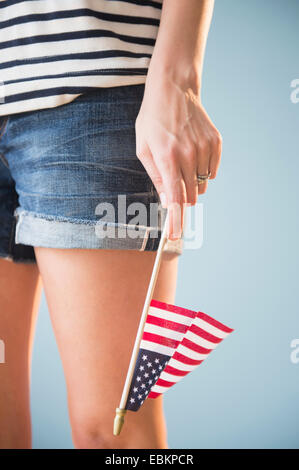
left=125, top=299, right=233, bottom=411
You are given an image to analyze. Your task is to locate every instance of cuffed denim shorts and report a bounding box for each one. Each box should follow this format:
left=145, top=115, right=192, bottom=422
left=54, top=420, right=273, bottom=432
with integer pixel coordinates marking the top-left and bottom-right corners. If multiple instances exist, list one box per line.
left=0, top=84, right=183, bottom=264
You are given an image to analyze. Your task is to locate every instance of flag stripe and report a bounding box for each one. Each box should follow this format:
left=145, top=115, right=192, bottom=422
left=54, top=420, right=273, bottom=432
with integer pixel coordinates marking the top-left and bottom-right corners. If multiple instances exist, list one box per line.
left=183, top=332, right=217, bottom=351
left=155, top=378, right=176, bottom=388
left=189, top=323, right=223, bottom=343
left=164, top=359, right=199, bottom=372
left=150, top=299, right=197, bottom=318
left=172, top=350, right=206, bottom=365
left=193, top=316, right=230, bottom=339
left=146, top=313, right=190, bottom=333
left=162, top=365, right=190, bottom=377
left=139, top=339, right=174, bottom=357
left=149, top=384, right=167, bottom=394
left=156, top=372, right=182, bottom=383
left=197, top=311, right=234, bottom=333
left=180, top=338, right=213, bottom=355
left=143, top=323, right=185, bottom=341
left=148, top=391, right=161, bottom=398
left=148, top=306, right=196, bottom=326
left=142, top=332, right=179, bottom=350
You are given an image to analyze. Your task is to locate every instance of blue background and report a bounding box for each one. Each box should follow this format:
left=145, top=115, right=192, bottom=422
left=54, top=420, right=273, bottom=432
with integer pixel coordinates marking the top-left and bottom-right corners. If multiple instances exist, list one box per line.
left=31, top=0, right=299, bottom=448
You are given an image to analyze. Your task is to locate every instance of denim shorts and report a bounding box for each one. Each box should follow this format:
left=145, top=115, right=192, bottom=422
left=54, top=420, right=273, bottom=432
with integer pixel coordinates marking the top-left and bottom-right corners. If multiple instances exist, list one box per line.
left=0, top=84, right=183, bottom=263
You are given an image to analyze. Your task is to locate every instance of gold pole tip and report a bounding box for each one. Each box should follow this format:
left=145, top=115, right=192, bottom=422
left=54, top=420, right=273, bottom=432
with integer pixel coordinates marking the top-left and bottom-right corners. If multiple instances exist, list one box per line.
left=113, top=408, right=127, bottom=436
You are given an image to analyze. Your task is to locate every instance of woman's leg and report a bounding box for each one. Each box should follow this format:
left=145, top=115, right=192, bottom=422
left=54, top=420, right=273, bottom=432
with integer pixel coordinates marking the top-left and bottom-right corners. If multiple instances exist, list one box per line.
left=0, top=259, right=42, bottom=449
left=34, top=247, right=178, bottom=449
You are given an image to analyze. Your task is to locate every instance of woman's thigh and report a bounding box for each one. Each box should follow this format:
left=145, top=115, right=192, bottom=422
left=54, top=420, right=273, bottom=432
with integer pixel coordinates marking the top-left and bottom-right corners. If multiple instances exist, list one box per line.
left=0, top=258, right=42, bottom=448
left=34, top=246, right=178, bottom=449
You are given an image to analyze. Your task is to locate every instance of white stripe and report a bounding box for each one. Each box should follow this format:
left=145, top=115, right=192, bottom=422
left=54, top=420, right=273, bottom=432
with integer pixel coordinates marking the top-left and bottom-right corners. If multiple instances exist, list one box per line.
left=185, top=330, right=218, bottom=350
left=1, top=55, right=150, bottom=83
left=2, top=16, right=159, bottom=39
left=157, top=371, right=181, bottom=384
left=150, top=384, right=168, bottom=394
left=177, top=344, right=210, bottom=361
left=164, top=358, right=198, bottom=372
left=143, top=323, right=184, bottom=342
left=193, top=316, right=229, bottom=339
left=1, top=35, right=155, bottom=65
left=140, top=340, right=174, bottom=357
left=148, top=306, right=195, bottom=327
left=2, top=0, right=162, bottom=21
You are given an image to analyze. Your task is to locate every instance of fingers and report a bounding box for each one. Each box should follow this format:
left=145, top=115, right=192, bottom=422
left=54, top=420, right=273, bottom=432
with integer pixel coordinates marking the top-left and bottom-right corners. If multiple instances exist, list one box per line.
left=153, top=152, right=186, bottom=240
left=196, top=139, right=211, bottom=195
left=179, top=144, right=198, bottom=206
left=136, top=133, right=222, bottom=240
left=208, top=130, right=222, bottom=180
left=196, top=129, right=222, bottom=194
left=136, top=141, right=164, bottom=196
left=136, top=142, right=185, bottom=240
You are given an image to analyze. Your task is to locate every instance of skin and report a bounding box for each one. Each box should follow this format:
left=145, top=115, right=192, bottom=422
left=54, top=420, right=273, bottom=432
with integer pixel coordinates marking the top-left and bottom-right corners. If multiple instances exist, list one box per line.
left=0, top=259, right=41, bottom=448
left=33, top=248, right=178, bottom=449
left=0, top=0, right=221, bottom=449
left=136, top=0, right=222, bottom=239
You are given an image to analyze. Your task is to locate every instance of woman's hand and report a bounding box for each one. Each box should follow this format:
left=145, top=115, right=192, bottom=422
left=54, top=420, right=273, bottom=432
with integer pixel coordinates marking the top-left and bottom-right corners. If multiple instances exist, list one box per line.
left=135, top=73, right=222, bottom=240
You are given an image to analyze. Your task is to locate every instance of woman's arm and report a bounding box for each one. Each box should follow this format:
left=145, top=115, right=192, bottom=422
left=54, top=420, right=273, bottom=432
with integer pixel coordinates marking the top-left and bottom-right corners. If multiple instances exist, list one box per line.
left=135, top=0, right=222, bottom=239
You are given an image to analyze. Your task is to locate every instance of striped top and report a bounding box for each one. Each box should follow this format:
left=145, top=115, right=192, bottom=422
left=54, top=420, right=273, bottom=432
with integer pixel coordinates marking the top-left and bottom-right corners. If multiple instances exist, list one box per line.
left=0, top=0, right=163, bottom=116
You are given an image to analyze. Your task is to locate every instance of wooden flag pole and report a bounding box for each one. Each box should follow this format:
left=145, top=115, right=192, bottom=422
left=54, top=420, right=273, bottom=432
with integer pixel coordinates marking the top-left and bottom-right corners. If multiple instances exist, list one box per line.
left=113, top=209, right=170, bottom=436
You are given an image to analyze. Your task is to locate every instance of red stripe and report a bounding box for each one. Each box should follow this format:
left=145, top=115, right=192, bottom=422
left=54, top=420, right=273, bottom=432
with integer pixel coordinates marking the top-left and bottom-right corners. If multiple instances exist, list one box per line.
left=146, top=314, right=190, bottom=333
left=163, top=365, right=189, bottom=377
left=181, top=337, right=212, bottom=354
left=150, top=299, right=197, bottom=319
left=189, top=323, right=222, bottom=344
left=172, top=351, right=204, bottom=366
left=196, top=310, right=234, bottom=333
left=148, top=391, right=161, bottom=399
left=155, top=378, right=175, bottom=388
left=142, top=331, right=179, bottom=349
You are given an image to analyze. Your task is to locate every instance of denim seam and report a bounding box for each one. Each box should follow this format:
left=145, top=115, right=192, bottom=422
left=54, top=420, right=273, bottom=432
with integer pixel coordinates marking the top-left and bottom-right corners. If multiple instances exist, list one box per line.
left=14, top=208, right=163, bottom=232
left=15, top=190, right=153, bottom=199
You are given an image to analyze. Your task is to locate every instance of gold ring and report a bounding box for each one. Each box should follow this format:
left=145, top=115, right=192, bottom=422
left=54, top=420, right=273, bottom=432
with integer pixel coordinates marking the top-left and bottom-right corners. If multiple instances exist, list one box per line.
left=197, top=171, right=211, bottom=184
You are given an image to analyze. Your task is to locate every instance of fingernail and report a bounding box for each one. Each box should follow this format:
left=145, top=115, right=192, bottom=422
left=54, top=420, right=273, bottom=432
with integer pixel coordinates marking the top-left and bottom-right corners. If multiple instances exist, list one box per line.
left=159, top=192, right=167, bottom=208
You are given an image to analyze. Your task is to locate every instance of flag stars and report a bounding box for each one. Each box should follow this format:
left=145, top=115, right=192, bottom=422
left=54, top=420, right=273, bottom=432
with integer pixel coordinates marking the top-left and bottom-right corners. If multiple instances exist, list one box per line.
left=136, top=376, right=141, bottom=382
left=130, top=398, right=135, bottom=404
left=139, top=365, right=144, bottom=371
left=159, top=365, right=163, bottom=370
left=133, top=387, right=138, bottom=393
left=142, top=355, right=148, bottom=361
left=144, top=372, right=149, bottom=378
left=155, top=358, right=160, bottom=364
left=138, top=394, right=143, bottom=399
left=151, top=369, right=156, bottom=374
left=141, top=384, right=146, bottom=389
left=147, top=362, right=152, bottom=368
left=148, top=379, right=153, bottom=385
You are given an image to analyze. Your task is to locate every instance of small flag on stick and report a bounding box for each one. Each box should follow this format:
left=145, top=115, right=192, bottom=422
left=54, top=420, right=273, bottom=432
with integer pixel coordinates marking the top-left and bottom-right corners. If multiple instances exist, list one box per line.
left=113, top=210, right=234, bottom=435
left=124, top=300, right=233, bottom=410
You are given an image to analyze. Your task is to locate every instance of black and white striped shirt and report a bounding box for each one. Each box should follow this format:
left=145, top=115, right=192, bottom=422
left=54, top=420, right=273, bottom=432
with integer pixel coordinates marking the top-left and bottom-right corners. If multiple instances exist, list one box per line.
left=0, top=0, right=163, bottom=116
